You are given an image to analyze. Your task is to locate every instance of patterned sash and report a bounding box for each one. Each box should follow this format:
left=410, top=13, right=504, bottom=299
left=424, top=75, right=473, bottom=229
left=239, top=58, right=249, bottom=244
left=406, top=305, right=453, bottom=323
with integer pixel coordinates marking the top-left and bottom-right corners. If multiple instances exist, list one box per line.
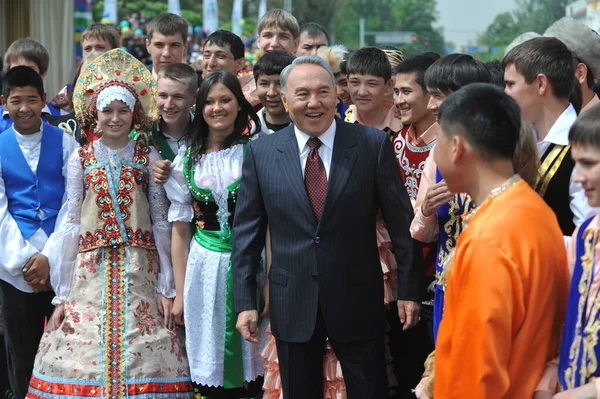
left=559, top=216, right=600, bottom=390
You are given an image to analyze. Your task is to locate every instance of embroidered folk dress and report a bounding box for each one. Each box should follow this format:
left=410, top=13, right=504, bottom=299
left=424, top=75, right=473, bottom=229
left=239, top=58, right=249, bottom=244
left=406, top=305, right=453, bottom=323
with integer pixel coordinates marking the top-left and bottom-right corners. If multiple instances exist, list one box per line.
left=164, top=144, right=266, bottom=390
left=27, top=140, right=194, bottom=399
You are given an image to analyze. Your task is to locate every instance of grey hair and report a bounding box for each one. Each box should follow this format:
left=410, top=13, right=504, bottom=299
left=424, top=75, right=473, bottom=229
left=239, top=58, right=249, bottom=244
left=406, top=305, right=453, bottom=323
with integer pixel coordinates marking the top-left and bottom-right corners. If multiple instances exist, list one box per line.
left=280, top=55, right=336, bottom=93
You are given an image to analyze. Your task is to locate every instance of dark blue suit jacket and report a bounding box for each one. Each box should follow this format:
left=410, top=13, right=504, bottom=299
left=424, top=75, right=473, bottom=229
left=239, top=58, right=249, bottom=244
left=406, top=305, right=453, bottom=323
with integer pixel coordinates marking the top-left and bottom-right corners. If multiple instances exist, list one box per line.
left=232, top=120, right=419, bottom=343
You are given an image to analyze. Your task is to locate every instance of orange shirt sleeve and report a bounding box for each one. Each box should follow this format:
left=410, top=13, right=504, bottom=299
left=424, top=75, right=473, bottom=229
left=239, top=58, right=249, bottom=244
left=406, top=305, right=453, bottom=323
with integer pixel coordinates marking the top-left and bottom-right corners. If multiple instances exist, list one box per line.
left=434, top=238, right=521, bottom=398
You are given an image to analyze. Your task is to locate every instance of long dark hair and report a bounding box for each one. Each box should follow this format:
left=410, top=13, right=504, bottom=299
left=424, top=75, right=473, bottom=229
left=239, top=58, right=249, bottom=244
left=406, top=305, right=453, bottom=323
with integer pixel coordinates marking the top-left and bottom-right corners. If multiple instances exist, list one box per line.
left=188, top=70, right=261, bottom=160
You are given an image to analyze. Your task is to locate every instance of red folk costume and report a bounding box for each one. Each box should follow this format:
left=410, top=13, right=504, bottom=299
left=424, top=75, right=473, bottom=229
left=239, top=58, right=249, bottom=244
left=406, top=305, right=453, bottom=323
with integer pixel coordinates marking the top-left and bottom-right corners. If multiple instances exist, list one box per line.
left=391, top=124, right=438, bottom=203
left=26, top=49, right=194, bottom=399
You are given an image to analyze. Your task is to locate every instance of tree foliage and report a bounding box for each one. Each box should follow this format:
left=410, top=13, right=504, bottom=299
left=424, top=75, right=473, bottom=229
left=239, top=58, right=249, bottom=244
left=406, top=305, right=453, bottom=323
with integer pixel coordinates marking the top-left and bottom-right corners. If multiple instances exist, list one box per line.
left=332, top=0, right=445, bottom=56
left=476, top=0, right=570, bottom=60
left=91, top=0, right=445, bottom=55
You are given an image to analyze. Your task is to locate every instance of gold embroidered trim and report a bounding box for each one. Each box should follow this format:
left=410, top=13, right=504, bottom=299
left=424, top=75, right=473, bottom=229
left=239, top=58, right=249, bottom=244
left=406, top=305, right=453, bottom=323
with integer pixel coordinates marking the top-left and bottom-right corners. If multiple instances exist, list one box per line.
left=535, top=145, right=570, bottom=197
left=564, top=228, right=599, bottom=389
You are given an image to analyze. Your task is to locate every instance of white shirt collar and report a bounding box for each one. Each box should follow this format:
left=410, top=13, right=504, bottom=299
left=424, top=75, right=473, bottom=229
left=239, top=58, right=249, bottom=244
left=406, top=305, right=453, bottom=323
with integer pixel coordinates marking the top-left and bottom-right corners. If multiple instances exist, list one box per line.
left=540, top=104, right=577, bottom=146
left=12, top=120, right=44, bottom=143
left=294, top=119, right=336, bottom=152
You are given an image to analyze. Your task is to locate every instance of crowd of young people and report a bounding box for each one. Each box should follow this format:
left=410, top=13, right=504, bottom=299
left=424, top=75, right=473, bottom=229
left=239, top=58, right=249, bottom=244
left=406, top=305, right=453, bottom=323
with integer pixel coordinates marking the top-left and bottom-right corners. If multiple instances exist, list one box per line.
left=1, top=7, right=600, bottom=399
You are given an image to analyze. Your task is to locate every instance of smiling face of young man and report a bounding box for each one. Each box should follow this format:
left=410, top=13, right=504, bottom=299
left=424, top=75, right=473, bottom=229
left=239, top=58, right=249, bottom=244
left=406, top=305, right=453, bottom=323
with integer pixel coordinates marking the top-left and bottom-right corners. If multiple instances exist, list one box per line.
left=348, top=73, right=392, bottom=115
left=573, top=143, right=600, bottom=207
left=156, top=78, right=195, bottom=127
left=255, top=74, right=288, bottom=123
left=394, top=72, right=431, bottom=126
left=201, top=42, right=245, bottom=77
left=257, top=25, right=299, bottom=55
left=282, top=63, right=337, bottom=137
left=0, top=86, right=46, bottom=135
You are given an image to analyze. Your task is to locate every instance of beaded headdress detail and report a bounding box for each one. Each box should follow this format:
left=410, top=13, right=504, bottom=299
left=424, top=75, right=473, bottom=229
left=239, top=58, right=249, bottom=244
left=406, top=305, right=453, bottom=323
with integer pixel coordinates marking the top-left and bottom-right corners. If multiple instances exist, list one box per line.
left=73, top=48, right=159, bottom=132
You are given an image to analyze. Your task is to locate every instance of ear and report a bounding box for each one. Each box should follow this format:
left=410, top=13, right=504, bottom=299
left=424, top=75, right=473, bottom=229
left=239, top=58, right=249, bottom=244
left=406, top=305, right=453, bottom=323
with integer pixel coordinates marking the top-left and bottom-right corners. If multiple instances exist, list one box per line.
left=292, top=38, right=300, bottom=55
left=256, top=36, right=263, bottom=53
left=145, top=38, right=150, bottom=50
left=0, top=95, right=5, bottom=107
left=42, top=92, right=47, bottom=103
left=384, top=78, right=395, bottom=97
left=184, top=39, right=190, bottom=53
left=575, top=62, right=588, bottom=86
left=235, top=57, right=245, bottom=74
left=536, top=73, right=550, bottom=96
left=281, top=91, right=289, bottom=113
left=451, top=134, right=465, bottom=165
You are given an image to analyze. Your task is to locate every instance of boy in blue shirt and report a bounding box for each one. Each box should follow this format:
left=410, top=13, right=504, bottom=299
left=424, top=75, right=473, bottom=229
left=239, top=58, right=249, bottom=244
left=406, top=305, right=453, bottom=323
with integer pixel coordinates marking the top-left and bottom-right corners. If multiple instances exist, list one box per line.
left=0, top=66, right=78, bottom=399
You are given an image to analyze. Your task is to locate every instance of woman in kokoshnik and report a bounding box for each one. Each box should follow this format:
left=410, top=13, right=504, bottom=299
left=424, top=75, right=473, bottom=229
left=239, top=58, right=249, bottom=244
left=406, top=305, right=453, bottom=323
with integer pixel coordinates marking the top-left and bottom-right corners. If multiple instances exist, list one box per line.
left=165, top=70, right=267, bottom=399
left=26, top=49, right=194, bottom=399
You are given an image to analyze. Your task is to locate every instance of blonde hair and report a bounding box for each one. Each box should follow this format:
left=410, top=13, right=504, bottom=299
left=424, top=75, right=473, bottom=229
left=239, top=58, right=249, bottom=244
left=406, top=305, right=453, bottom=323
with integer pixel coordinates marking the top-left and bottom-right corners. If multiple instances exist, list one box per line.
left=157, top=63, right=198, bottom=94
left=513, top=120, right=540, bottom=187
left=81, top=24, right=119, bottom=49
left=316, top=45, right=348, bottom=75
left=258, top=9, right=300, bottom=39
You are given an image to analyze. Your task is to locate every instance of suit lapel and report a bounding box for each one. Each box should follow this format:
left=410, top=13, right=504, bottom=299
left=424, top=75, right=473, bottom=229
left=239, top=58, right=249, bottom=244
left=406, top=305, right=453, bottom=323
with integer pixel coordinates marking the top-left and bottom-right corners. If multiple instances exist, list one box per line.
left=320, top=122, right=358, bottom=226
left=276, top=127, right=317, bottom=225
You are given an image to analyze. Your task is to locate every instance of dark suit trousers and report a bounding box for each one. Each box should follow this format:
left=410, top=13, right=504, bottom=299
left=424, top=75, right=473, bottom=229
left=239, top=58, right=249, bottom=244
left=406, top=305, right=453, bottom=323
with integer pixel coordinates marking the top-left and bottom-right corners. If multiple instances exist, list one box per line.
left=275, top=305, right=387, bottom=399
left=0, top=280, right=54, bottom=399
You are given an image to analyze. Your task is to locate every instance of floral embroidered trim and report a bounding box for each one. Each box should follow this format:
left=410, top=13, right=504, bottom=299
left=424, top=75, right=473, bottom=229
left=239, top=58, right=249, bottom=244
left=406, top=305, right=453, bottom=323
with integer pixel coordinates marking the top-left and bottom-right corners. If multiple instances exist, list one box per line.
left=28, top=374, right=194, bottom=398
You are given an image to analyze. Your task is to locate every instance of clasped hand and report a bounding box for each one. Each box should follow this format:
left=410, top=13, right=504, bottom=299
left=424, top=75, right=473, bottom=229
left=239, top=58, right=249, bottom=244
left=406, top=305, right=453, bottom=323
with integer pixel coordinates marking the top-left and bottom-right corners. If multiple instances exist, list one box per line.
left=22, top=254, right=51, bottom=293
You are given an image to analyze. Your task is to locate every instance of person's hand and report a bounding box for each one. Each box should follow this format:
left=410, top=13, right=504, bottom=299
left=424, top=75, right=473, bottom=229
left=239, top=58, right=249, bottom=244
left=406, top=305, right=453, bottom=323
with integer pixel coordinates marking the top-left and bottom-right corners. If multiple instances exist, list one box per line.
left=50, top=93, right=73, bottom=113
left=414, top=376, right=431, bottom=399
left=157, top=294, right=174, bottom=330
left=421, top=181, right=454, bottom=217
left=172, top=295, right=184, bottom=326
left=236, top=310, right=259, bottom=343
left=260, top=282, right=270, bottom=317
left=52, top=303, right=65, bottom=330
left=23, top=254, right=51, bottom=293
left=398, top=300, right=421, bottom=330
left=553, top=383, right=597, bottom=398
left=152, top=160, right=172, bottom=185
left=533, top=393, right=554, bottom=399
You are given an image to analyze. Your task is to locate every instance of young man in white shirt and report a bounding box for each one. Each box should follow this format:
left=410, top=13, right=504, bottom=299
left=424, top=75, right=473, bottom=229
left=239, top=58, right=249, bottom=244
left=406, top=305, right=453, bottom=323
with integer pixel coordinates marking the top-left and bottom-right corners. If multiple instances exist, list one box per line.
left=0, top=66, right=78, bottom=399
left=504, top=36, right=598, bottom=237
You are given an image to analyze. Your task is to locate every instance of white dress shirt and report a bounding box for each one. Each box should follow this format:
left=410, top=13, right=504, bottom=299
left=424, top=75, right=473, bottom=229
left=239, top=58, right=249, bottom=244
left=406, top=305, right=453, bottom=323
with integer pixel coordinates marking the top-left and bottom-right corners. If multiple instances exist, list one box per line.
left=534, top=104, right=599, bottom=242
left=294, top=119, right=336, bottom=179
left=0, top=122, right=78, bottom=292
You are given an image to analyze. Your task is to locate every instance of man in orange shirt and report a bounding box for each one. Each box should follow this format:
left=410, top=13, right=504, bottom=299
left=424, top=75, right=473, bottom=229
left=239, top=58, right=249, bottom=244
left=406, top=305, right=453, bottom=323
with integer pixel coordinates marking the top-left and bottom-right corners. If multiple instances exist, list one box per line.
left=433, top=83, right=569, bottom=398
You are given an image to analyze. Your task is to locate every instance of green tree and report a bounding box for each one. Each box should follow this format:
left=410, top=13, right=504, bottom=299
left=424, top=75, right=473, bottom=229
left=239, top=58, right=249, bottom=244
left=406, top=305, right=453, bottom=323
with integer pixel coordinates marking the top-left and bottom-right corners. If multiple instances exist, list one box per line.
left=513, top=0, right=570, bottom=34
left=332, top=0, right=444, bottom=57
left=475, top=0, right=569, bottom=61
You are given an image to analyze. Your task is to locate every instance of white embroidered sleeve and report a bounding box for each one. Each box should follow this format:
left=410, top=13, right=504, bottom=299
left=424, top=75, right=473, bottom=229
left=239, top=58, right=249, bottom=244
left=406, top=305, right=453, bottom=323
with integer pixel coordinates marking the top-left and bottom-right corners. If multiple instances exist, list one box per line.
left=148, top=148, right=176, bottom=298
left=164, top=145, right=194, bottom=223
left=44, top=151, right=83, bottom=305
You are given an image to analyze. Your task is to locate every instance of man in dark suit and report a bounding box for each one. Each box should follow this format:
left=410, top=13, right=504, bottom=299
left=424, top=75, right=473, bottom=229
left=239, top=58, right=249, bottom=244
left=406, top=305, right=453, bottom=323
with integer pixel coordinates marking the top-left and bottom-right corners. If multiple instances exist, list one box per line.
left=231, top=55, right=420, bottom=399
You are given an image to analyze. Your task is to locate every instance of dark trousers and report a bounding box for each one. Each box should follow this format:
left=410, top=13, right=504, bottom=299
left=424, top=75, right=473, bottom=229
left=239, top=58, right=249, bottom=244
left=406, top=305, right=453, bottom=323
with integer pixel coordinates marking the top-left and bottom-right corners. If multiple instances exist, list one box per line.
left=387, top=302, right=434, bottom=399
left=194, top=377, right=264, bottom=398
left=0, top=280, right=54, bottom=399
left=275, top=306, right=387, bottom=399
